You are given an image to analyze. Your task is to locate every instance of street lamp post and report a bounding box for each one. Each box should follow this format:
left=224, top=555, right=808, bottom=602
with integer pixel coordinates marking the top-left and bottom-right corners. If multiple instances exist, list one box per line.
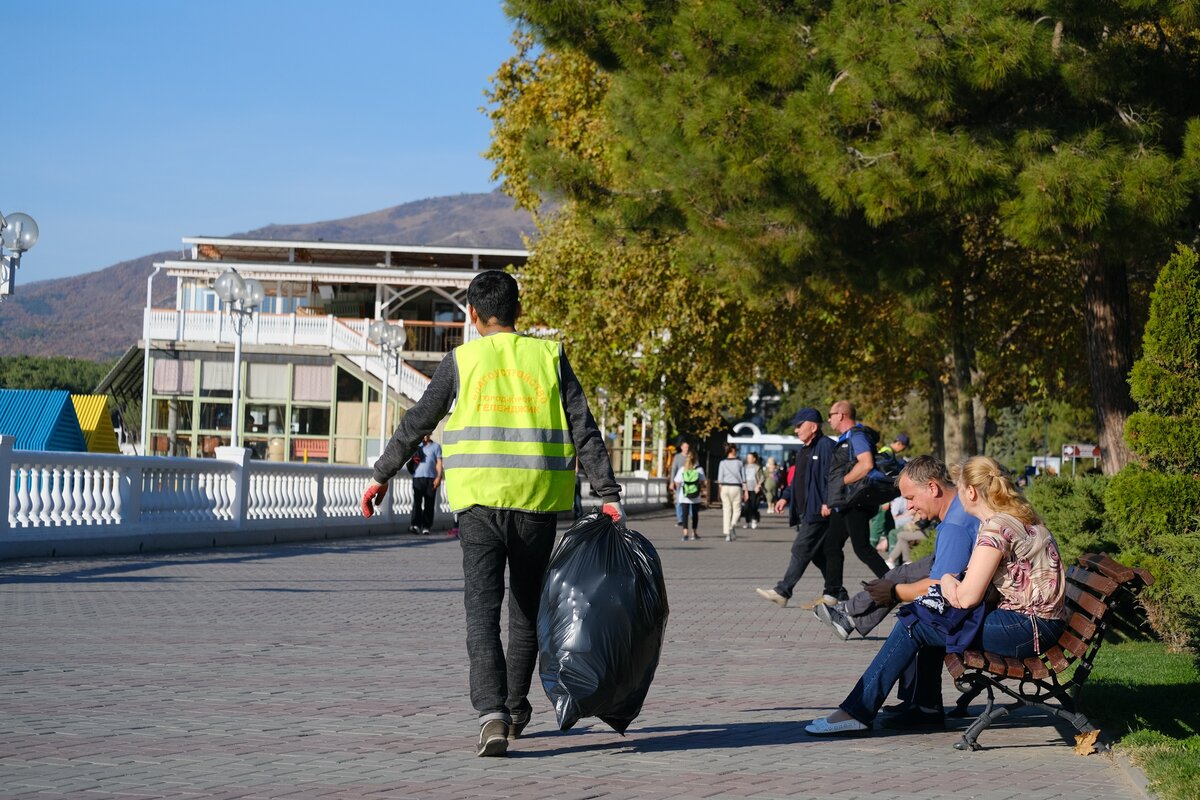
left=213, top=269, right=264, bottom=448
left=0, top=211, right=40, bottom=299
left=368, top=319, right=407, bottom=455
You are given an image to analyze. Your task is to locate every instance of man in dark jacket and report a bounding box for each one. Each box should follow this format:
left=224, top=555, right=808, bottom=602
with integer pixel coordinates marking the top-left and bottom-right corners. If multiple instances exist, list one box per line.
left=755, top=407, right=836, bottom=607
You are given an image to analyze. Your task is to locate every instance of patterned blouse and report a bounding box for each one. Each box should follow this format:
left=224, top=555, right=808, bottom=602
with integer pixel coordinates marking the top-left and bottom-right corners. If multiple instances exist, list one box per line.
left=975, top=512, right=1067, bottom=620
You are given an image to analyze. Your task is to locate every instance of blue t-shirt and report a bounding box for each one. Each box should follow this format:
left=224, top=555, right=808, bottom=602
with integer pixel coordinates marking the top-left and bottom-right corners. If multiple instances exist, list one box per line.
left=413, top=440, right=442, bottom=479
left=838, top=425, right=889, bottom=483
left=928, top=494, right=979, bottom=579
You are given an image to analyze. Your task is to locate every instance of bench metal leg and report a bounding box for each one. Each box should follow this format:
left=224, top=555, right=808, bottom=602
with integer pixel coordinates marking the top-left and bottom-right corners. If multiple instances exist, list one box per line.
left=955, top=682, right=1006, bottom=751
left=948, top=684, right=985, bottom=718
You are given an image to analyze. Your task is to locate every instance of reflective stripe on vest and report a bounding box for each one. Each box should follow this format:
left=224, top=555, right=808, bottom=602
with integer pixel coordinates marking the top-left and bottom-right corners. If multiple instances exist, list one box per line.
left=442, top=333, right=576, bottom=512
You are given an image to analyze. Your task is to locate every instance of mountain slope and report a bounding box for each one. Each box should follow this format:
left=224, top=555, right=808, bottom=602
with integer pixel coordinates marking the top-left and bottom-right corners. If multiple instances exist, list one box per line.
left=0, top=191, right=539, bottom=361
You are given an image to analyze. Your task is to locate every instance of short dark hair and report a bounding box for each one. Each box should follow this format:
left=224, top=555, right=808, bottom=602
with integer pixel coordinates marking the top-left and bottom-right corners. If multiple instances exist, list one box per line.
left=898, top=454, right=951, bottom=487
left=467, top=270, right=519, bottom=327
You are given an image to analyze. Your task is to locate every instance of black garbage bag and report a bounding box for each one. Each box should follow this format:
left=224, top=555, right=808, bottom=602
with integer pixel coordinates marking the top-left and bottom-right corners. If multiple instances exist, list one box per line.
left=537, top=510, right=669, bottom=734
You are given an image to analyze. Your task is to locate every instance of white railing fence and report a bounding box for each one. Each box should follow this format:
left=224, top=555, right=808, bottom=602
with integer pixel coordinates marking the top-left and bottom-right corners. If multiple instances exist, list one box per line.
left=145, top=309, right=432, bottom=402
left=1, top=437, right=669, bottom=560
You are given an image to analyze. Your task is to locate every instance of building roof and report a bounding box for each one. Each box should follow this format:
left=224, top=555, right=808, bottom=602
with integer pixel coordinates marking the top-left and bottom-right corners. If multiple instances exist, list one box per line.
left=71, top=394, right=121, bottom=454
left=182, top=237, right=528, bottom=270
left=157, top=238, right=530, bottom=290
left=0, top=389, right=88, bottom=452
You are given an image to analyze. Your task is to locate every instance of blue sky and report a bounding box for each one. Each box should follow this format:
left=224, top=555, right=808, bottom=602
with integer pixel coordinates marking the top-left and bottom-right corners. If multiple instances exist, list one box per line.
left=8, top=1, right=520, bottom=282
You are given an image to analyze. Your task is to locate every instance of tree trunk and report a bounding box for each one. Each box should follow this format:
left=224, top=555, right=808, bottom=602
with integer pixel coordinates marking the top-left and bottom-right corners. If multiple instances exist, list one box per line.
left=927, top=375, right=945, bottom=462
left=947, top=267, right=978, bottom=462
left=1080, top=246, right=1136, bottom=475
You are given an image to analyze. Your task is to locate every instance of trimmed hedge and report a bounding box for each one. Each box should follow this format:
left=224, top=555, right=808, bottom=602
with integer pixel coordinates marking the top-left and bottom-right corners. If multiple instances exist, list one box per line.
left=1025, top=475, right=1118, bottom=566
left=1110, top=244, right=1200, bottom=653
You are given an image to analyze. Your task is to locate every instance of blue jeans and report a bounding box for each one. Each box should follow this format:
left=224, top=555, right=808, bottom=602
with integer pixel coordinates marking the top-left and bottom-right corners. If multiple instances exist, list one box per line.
left=458, top=505, right=557, bottom=722
left=840, top=608, right=1066, bottom=725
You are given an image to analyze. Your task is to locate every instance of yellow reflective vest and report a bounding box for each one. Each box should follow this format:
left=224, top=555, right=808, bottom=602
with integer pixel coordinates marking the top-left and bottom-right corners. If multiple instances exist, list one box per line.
left=442, top=333, right=576, bottom=512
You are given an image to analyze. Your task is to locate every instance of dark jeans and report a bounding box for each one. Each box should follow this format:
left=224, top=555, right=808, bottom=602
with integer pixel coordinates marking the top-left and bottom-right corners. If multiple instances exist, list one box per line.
left=681, top=503, right=700, bottom=530
left=458, top=505, right=557, bottom=722
left=741, top=490, right=761, bottom=524
left=840, top=609, right=1066, bottom=725
left=774, top=520, right=829, bottom=599
left=411, top=477, right=437, bottom=531
left=825, top=506, right=889, bottom=595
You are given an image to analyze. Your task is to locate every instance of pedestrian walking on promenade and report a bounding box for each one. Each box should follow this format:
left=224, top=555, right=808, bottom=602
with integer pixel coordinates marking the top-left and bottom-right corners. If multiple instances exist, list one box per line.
left=741, top=452, right=764, bottom=530
left=670, top=439, right=693, bottom=529
left=360, top=270, right=623, bottom=757
left=673, top=451, right=707, bottom=540
left=715, top=444, right=745, bottom=541
left=823, top=401, right=892, bottom=598
left=408, top=433, right=443, bottom=534
left=756, top=407, right=835, bottom=607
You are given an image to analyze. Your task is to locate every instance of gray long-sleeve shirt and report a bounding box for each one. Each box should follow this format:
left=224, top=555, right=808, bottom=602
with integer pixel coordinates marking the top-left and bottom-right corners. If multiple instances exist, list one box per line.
left=371, top=340, right=621, bottom=503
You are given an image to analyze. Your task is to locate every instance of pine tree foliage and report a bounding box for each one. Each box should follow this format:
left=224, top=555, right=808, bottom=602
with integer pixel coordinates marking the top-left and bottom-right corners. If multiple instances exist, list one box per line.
left=1106, top=244, right=1200, bottom=652
left=505, top=0, right=1200, bottom=470
left=1125, top=245, right=1200, bottom=471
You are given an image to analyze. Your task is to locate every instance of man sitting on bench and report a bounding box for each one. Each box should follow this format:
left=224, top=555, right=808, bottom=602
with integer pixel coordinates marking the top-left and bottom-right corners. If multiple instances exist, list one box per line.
left=814, top=455, right=979, bottom=642
left=812, top=455, right=978, bottom=728
left=806, top=455, right=1068, bottom=736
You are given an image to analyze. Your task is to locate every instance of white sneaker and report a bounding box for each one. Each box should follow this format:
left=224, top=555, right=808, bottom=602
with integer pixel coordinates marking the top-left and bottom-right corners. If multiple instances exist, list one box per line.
left=725, top=534, right=732, bottom=542
left=805, top=716, right=868, bottom=735
left=750, top=520, right=758, bottom=530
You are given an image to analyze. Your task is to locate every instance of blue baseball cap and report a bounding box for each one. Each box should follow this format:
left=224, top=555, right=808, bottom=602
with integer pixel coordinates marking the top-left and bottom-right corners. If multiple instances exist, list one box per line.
left=789, top=407, right=822, bottom=426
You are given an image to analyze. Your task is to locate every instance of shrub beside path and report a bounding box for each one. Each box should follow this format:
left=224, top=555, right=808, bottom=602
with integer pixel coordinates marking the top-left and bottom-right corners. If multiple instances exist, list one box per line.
left=1, top=508, right=1149, bottom=799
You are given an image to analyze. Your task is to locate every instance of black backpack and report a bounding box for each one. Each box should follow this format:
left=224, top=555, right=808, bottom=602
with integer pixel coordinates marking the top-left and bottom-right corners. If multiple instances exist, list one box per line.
left=831, top=425, right=900, bottom=508
left=874, top=446, right=904, bottom=480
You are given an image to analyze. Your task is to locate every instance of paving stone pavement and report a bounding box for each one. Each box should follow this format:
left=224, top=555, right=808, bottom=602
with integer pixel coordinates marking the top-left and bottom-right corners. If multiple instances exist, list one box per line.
left=2, top=508, right=1146, bottom=799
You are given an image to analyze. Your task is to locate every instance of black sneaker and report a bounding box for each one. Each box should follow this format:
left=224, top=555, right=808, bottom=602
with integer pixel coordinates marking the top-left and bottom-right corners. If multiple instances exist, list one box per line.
left=476, top=719, right=509, bottom=756
left=879, top=707, right=946, bottom=730
left=813, top=603, right=854, bottom=640
left=508, top=710, right=531, bottom=741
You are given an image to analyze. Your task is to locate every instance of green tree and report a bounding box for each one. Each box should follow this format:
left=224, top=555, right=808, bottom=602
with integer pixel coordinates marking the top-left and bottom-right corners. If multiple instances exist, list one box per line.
left=1106, top=244, right=1200, bottom=652
left=484, top=32, right=850, bottom=435
left=506, top=1, right=1200, bottom=473
left=0, top=356, right=114, bottom=394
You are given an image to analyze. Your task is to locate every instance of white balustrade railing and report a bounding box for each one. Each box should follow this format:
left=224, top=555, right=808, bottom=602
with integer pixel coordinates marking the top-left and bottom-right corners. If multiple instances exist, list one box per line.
left=145, top=308, right=431, bottom=401
left=1, top=436, right=669, bottom=559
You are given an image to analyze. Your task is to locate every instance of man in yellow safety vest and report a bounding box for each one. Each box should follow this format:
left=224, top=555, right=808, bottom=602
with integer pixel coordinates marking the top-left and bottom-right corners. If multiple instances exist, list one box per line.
left=361, top=269, right=623, bottom=757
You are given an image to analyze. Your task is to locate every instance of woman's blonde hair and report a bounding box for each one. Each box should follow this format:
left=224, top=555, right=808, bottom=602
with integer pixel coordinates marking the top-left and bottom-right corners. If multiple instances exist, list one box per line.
left=685, top=452, right=697, bottom=470
left=956, top=455, right=1041, bottom=525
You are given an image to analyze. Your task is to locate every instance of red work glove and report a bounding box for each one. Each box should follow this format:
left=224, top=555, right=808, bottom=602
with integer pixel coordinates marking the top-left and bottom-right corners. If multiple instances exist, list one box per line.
left=361, top=481, right=388, bottom=518
left=601, top=502, right=626, bottom=526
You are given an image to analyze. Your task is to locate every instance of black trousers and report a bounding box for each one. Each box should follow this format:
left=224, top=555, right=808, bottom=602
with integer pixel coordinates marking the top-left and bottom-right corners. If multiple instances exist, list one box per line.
left=773, top=520, right=829, bottom=598
left=411, top=477, right=437, bottom=531
left=824, top=505, right=890, bottom=597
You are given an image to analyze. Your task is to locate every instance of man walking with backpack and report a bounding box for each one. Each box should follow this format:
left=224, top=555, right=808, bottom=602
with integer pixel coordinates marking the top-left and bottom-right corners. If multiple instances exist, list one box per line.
left=822, top=401, right=892, bottom=601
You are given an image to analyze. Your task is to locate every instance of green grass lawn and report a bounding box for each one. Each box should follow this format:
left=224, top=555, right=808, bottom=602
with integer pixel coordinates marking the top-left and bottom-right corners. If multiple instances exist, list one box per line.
left=1085, top=641, right=1200, bottom=800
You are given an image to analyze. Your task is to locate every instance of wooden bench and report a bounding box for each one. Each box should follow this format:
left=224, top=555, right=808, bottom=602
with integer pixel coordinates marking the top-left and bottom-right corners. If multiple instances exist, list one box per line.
left=943, top=552, right=1153, bottom=751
